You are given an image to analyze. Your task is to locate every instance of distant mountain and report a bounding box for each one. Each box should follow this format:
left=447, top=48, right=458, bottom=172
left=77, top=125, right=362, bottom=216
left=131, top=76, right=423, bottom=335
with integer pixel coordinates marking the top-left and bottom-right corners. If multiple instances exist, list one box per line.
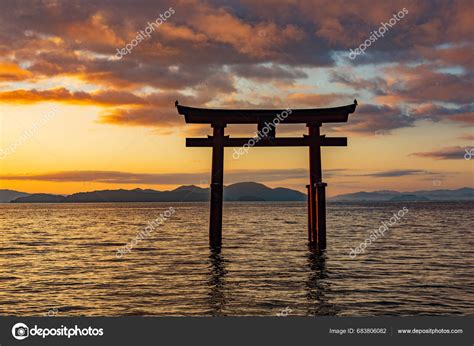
left=224, top=182, right=305, bottom=201
left=11, top=193, right=65, bottom=203
left=63, top=187, right=209, bottom=203
left=0, top=189, right=30, bottom=203
left=389, top=194, right=430, bottom=202
left=414, top=187, right=474, bottom=200
left=10, top=182, right=306, bottom=203
left=8, top=185, right=474, bottom=203
left=331, top=187, right=474, bottom=201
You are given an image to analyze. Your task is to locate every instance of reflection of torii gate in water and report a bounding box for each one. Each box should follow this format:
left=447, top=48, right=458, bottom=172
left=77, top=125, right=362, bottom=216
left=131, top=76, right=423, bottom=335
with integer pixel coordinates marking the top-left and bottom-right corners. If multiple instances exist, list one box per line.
left=176, top=100, right=357, bottom=249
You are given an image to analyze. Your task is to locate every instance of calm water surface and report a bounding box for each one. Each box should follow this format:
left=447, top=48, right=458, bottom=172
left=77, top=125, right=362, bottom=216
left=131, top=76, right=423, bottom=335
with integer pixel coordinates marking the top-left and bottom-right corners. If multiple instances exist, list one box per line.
left=0, top=202, right=473, bottom=316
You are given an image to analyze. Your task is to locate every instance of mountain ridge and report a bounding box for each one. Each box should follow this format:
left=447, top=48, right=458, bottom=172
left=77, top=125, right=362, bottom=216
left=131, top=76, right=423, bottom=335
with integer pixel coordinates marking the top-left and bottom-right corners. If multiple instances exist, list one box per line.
left=0, top=189, right=30, bottom=203
left=330, top=187, right=474, bottom=201
left=8, top=182, right=306, bottom=203
left=3, top=186, right=474, bottom=203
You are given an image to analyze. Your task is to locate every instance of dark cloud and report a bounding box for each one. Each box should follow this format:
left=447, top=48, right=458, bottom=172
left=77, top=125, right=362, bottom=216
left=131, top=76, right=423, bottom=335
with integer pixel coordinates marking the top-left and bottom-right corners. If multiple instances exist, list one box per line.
left=0, top=168, right=313, bottom=185
left=332, top=66, right=474, bottom=106
left=332, top=103, right=415, bottom=134
left=54, top=167, right=434, bottom=182
left=230, top=64, right=307, bottom=81
left=331, top=67, right=474, bottom=127
left=360, top=169, right=436, bottom=177
left=387, top=66, right=474, bottom=104
left=410, top=103, right=474, bottom=125
left=411, top=146, right=469, bottom=160
left=330, top=72, right=389, bottom=96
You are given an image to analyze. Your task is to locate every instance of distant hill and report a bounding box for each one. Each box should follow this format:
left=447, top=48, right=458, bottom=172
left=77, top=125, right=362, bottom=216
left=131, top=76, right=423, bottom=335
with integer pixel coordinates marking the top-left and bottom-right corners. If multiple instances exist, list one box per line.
left=331, top=187, right=474, bottom=201
left=389, top=194, right=430, bottom=202
left=0, top=189, right=30, bottom=203
left=10, top=182, right=306, bottom=203
left=12, top=193, right=65, bottom=203
left=224, top=182, right=305, bottom=201
left=8, top=185, right=474, bottom=203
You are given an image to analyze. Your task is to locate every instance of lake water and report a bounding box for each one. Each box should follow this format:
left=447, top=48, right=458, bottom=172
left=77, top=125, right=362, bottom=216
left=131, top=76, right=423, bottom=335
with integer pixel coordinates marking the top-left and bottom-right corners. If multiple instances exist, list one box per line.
left=0, top=202, right=472, bottom=316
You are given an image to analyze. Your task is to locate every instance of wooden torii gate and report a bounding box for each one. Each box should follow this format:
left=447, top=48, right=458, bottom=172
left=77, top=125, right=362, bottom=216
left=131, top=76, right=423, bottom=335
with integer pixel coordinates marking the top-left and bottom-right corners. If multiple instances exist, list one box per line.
left=176, top=100, right=357, bottom=249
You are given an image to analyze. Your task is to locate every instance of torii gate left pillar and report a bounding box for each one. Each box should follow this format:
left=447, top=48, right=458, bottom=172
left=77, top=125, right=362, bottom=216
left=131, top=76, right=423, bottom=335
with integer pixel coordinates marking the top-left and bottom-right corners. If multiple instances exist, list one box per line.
left=209, top=124, right=225, bottom=248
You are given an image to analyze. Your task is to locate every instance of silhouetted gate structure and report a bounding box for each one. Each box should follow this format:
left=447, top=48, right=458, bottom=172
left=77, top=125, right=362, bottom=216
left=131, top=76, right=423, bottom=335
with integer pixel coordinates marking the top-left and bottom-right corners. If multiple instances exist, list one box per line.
left=176, top=100, right=357, bottom=249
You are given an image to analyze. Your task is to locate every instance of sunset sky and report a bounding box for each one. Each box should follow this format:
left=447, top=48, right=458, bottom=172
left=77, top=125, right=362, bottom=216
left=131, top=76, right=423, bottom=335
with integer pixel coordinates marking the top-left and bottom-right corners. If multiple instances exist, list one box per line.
left=0, top=0, right=472, bottom=196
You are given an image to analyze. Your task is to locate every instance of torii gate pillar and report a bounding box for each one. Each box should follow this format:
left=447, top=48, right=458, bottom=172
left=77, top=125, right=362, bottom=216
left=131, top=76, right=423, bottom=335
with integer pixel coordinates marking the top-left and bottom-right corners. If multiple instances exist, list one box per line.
left=307, top=124, right=327, bottom=249
left=209, top=124, right=225, bottom=248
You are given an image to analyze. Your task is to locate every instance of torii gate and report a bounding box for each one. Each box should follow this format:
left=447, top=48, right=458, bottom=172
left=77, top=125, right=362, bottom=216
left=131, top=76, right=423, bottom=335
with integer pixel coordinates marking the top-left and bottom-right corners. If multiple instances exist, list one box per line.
left=176, top=100, right=357, bottom=249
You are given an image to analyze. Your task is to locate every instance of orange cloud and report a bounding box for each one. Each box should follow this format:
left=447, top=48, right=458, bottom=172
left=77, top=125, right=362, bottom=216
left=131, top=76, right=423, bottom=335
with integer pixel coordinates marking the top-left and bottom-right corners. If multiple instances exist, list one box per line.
left=286, top=93, right=346, bottom=106
left=98, top=106, right=178, bottom=128
left=0, top=88, right=145, bottom=106
left=0, top=62, right=33, bottom=81
left=187, top=6, right=304, bottom=58
left=63, top=12, right=124, bottom=49
left=158, top=23, right=208, bottom=43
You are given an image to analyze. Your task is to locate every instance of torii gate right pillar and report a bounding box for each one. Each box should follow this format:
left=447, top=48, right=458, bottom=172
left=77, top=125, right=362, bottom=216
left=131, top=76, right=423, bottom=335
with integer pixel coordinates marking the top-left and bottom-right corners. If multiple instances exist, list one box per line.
left=307, top=123, right=327, bottom=249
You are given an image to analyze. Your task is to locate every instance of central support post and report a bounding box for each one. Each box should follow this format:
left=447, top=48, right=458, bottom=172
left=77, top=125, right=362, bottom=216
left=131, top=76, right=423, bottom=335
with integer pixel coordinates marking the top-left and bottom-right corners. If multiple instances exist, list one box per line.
left=209, top=124, right=226, bottom=248
left=308, top=124, right=327, bottom=249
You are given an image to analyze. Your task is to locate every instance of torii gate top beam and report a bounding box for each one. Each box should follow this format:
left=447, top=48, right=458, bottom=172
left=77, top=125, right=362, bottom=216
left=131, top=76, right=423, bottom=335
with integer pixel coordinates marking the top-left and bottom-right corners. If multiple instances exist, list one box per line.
left=176, top=100, right=357, bottom=125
